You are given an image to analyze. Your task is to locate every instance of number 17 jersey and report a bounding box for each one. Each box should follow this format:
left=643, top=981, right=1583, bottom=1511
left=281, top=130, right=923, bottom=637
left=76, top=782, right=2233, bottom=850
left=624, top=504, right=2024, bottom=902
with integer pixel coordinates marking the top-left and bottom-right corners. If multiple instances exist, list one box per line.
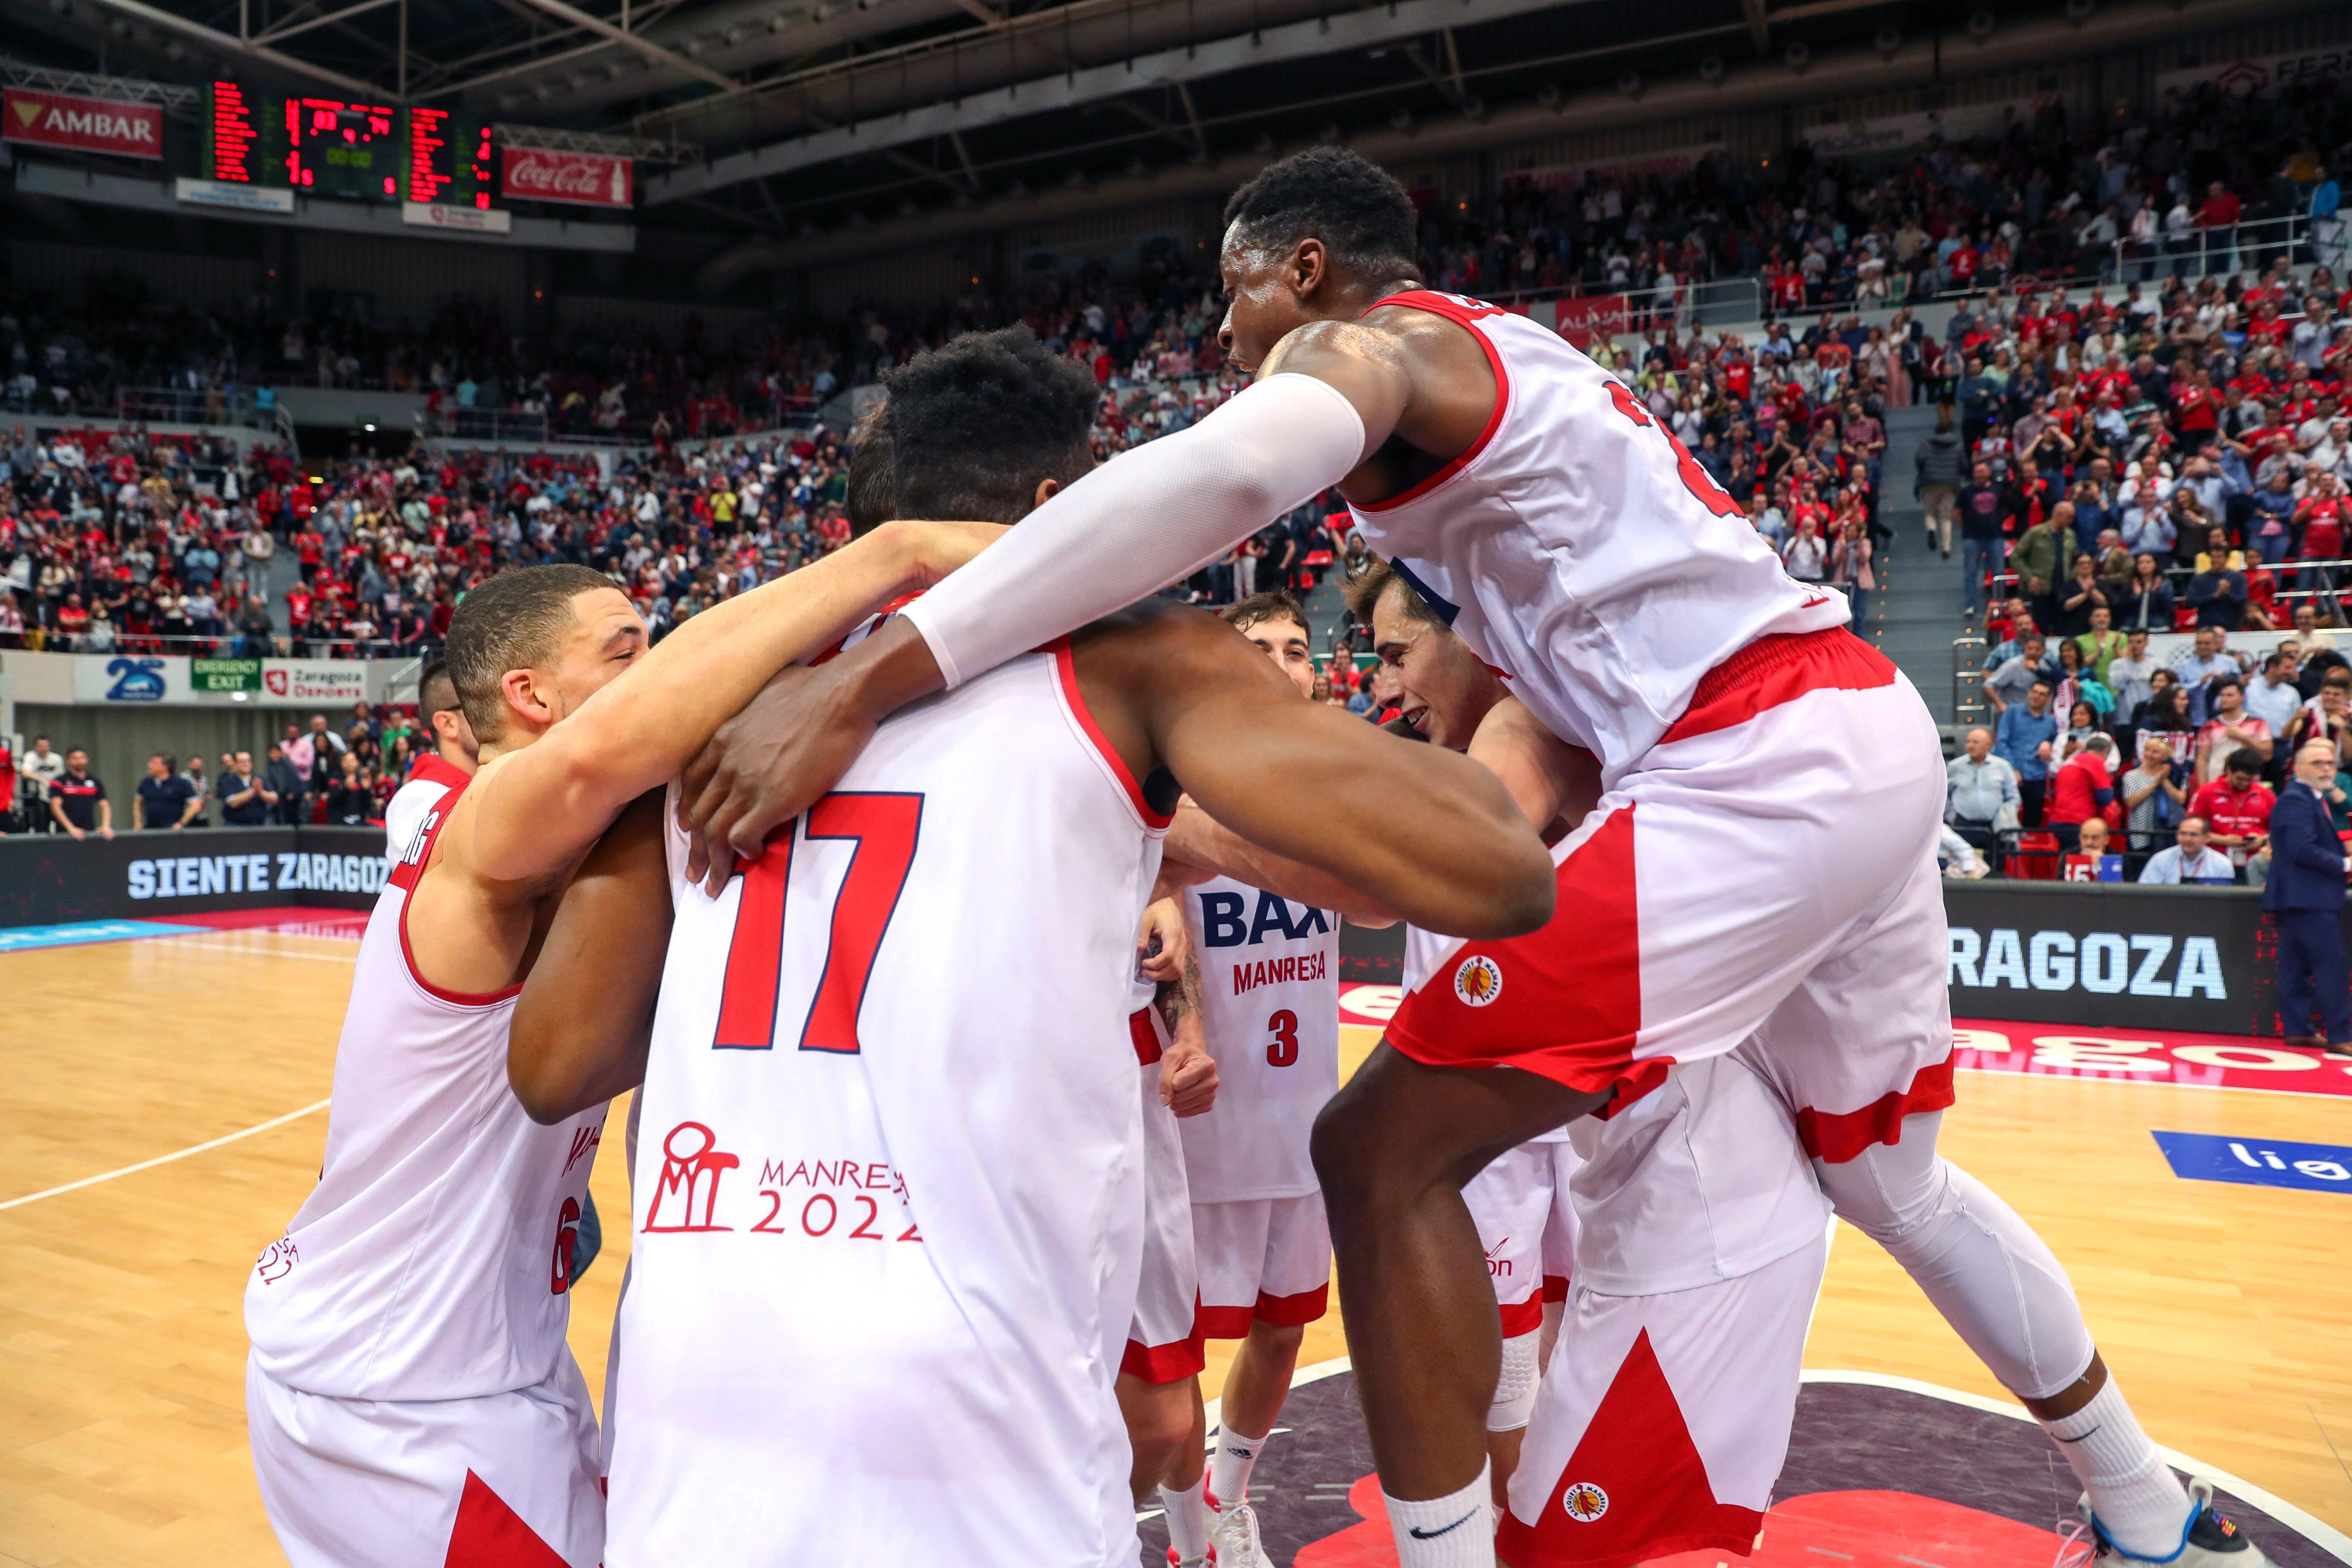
left=1176, top=875, right=1339, bottom=1203
left=606, top=641, right=1167, bottom=1568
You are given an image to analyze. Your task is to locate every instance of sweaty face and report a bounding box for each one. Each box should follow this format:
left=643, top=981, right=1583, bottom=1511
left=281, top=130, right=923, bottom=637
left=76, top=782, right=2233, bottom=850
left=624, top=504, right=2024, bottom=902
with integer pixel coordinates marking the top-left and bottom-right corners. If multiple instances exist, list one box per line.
left=1240, top=613, right=1316, bottom=698
left=1218, top=226, right=1319, bottom=373
left=1371, top=583, right=1503, bottom=750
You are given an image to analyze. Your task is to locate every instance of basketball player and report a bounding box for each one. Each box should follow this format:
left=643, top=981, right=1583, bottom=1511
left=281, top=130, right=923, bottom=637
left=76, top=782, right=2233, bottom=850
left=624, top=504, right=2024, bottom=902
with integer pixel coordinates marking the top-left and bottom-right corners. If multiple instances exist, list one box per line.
left=382, top=659, right=475, bottom=863
left=242, top=522, right=1002, bottom=1568
left=503, top=327, right=1551, bottom=1568
left=677, top=150, right=2258, bottom=1568
left=1119, top=924, right=1220, bottom=1519
left=1365, top=560, right=1831, bottom=1564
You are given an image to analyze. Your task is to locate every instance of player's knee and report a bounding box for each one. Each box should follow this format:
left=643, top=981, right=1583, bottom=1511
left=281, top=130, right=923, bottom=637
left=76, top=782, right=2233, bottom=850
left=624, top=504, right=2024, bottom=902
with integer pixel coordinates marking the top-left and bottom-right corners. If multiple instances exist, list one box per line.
left=1132, top=1386, right=1194, bottom=1474
left=1245, top=1317, right=1307, bottom=1362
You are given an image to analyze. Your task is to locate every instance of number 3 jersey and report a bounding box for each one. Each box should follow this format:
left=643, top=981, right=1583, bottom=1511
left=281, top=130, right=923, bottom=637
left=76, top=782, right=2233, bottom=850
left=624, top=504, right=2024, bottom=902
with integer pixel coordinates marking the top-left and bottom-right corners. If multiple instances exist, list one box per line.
left=606, top=641, right=1167, bottom=1568
left=1175, top=875, right=1339, bottom=1204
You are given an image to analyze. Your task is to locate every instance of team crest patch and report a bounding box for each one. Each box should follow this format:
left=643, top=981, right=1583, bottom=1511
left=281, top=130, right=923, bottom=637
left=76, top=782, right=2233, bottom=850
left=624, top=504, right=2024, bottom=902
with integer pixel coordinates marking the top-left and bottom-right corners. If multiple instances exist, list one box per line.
left=1454, top=955, right=1504, bottom=1007
left=1561, top=1481, right=1609, bottom=1522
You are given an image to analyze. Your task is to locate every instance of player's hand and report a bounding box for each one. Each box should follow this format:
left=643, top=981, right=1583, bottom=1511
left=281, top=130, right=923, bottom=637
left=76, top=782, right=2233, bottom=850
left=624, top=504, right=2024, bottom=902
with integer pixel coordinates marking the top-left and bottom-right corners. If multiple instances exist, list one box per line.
left=1160, top=1032, right=1219, bottom=1118
left=1136, top=897, right=1189, bottom=984
left=680, top=660, right=874, bottom=894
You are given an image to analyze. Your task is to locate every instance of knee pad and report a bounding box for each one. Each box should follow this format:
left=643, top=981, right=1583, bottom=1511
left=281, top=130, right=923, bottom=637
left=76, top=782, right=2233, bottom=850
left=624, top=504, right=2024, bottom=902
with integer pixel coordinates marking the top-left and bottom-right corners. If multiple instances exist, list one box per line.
left=1488, top=1330, right=1540, bottom=1433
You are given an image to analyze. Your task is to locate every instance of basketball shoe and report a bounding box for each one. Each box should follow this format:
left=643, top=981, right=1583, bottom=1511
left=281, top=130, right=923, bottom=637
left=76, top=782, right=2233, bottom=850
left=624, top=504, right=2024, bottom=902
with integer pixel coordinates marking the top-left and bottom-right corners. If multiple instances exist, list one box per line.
left=2065, top=1479, right=2268, bottom=1568
left=1210, top=1502, right=1272, bottom=1568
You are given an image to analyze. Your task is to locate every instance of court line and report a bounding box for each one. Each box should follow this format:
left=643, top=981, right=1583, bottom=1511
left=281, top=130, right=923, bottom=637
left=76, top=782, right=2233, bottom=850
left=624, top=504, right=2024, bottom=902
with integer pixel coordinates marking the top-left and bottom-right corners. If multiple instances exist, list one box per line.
left=0, top=1099, right=331, bottom=1213
left=1801, top=1371, right=2352, bottom=1562
left=159, top=940, right=358, bottom=963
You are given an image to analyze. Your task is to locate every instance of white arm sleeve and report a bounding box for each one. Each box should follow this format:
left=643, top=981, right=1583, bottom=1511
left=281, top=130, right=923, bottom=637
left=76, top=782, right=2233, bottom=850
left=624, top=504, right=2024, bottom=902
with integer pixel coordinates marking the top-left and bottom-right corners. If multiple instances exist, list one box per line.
left=897, top=371, right=1368, bottom=687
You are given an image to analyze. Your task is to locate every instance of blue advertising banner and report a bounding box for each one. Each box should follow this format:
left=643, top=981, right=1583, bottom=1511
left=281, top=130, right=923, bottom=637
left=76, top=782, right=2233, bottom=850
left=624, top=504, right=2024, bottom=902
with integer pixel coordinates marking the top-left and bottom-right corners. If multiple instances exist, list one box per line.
left=2152, top=1130, right=2352, bottom=1194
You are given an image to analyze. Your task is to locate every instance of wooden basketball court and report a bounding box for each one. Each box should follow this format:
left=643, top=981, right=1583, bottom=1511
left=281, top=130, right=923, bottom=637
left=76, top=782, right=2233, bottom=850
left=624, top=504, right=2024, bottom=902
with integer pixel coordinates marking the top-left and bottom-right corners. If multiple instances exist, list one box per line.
left=4, top=920, right=2349, bottom=1565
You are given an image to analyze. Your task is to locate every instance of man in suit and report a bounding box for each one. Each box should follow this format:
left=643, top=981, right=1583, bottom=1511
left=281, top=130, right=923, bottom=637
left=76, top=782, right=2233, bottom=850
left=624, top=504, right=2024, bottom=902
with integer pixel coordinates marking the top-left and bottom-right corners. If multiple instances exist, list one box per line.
left=2265, top=740, right=2352, bottom=1054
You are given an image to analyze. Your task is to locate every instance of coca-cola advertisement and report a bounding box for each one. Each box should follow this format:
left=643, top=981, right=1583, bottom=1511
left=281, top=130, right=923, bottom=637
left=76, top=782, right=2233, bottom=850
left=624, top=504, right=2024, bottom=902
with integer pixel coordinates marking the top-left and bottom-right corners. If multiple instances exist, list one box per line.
left=500, top=147, right=632, bottom=208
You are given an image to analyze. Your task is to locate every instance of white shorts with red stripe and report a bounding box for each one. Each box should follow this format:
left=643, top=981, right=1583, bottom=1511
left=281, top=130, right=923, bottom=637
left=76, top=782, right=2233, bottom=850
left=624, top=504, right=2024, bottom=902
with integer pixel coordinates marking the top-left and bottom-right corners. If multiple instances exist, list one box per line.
left=1387, top=631, right=1955, bottom=1162
left=1496, top=1230, right=1828, bottom=1567
left=1125, top=1010, right=1205, bottom=1384
left=246, top=1352, right=603, bottom=1568
left=1191, top=1194, right=1330, bottom=1338
left=1465, top=1142, right=1552, bottom=1338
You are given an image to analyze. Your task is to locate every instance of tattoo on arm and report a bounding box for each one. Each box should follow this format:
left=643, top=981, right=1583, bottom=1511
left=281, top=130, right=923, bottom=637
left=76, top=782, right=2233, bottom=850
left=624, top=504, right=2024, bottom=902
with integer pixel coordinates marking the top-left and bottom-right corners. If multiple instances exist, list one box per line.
left=1155, top=952, right=1204, bottom=1035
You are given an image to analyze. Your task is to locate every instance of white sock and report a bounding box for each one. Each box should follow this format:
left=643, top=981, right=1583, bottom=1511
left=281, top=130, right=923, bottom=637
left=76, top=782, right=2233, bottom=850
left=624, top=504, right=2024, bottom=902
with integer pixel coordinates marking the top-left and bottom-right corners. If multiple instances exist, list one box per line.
left=1159, top=1476, right=1211, bottom=1566
left=1208, top=1423, right=1271, bottom=1510
left=2041, top=1379, right=2191, bottom=1559
left=1384, top=1461, right=1494, bottom=1568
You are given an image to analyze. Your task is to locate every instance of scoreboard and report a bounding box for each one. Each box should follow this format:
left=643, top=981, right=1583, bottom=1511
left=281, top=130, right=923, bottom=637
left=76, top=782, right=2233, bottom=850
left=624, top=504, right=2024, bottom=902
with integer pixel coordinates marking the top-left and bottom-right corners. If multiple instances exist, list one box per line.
left=202, top=83, right=493, bottom=208
left=404, top=107, right=494, bottom=208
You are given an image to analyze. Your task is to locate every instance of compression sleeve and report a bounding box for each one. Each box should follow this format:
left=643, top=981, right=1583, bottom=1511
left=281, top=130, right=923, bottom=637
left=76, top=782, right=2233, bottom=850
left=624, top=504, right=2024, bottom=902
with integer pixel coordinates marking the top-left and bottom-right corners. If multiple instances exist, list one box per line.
left=897, top=371, right=1368, bottom=688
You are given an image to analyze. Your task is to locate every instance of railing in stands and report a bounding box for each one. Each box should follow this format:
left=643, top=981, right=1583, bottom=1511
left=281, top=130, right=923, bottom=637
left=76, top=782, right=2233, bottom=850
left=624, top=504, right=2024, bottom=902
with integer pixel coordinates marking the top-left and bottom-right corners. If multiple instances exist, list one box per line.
left=2106, top=212, right=2344, bottom=288
left=0, top=629, right=425, bottom=658
left=110, top=386, right=281, bottom=431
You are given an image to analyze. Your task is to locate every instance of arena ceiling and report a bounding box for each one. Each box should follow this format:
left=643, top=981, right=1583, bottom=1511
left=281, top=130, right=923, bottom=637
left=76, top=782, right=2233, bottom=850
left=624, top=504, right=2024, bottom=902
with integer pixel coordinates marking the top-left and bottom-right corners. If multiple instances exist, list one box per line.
left=0, top=0, right=2326, bottom=246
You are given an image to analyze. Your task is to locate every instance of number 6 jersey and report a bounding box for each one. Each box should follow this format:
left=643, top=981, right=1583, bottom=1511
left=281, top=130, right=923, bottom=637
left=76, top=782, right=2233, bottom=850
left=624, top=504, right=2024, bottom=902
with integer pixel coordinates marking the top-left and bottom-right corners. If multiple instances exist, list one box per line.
left=605, top=639, right=1167, bottom=1568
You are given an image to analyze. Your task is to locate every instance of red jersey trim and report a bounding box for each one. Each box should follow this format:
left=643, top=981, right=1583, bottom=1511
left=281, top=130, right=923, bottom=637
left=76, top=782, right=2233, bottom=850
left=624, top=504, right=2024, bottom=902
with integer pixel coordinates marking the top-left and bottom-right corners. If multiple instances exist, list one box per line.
left=1050, top=637, right=1174, bottom=830
left=407, top=753, right=471, bottom=791
left=395, top=775, right=525, bottom=1010
left=808, top=592, right=924, bottom=667
left=1795, top=1053, right=1957, bottom=1164
left=1654, top=628, right=1897, bottom=749
left=1199, top=1282, right=1330, bottom=1338
left=1120, top=1309, right=1208, bottom=1384
left=1353, top=291, right=1512, bottom=514
left=1499, top=1293, right=1545, bottom=1338
left=1130, top=1008, right=1165, bottom=1067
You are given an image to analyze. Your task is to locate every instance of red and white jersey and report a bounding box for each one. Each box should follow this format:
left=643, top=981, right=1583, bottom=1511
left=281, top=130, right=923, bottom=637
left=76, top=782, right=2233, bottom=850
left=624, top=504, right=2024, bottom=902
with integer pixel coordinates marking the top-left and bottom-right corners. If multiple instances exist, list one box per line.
left=606, top=642, right=1167, bottom=1568
left=245, top=775, right=609, bottom=1401
left=382, top=753, right=471, bottom=864
left=1344, top=291, right=1849, bottom=779
left=1175, top=875, right=1339, bottom=1203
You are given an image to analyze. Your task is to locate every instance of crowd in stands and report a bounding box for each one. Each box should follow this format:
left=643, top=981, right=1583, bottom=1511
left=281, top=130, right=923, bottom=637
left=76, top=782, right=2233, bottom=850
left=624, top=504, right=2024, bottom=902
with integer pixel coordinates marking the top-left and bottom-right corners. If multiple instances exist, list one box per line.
left=0, top=701, right=427, bottom=836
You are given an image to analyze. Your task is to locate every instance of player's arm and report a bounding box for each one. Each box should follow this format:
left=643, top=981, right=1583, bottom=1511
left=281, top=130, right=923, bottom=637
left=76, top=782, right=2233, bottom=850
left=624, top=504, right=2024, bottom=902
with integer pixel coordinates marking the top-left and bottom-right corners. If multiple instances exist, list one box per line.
left=671, top=332, right=1452, bottom=869
left=507, top=790, right=672, bottom=1124
left=1468, top=696, right=1604, bottom=834
left=1162, top=799, right=1400, bottom=926
left=458, top=519, right=1002, bottom=887
left=1088, top=604, right=1553, bottom=939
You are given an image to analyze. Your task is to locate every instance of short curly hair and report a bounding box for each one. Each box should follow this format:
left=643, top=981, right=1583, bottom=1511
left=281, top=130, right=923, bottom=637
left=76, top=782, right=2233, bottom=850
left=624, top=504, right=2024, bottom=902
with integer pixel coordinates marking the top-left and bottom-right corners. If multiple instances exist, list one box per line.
left=884, top=326, right=1098, bottom=524
left=1222, top=148, right=1420, bottom=285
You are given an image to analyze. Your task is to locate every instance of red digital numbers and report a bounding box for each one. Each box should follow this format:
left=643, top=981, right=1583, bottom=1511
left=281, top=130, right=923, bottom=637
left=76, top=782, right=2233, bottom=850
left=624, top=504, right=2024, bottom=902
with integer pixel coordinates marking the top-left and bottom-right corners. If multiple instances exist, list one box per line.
left=713, top=792, right=923, bottom=1053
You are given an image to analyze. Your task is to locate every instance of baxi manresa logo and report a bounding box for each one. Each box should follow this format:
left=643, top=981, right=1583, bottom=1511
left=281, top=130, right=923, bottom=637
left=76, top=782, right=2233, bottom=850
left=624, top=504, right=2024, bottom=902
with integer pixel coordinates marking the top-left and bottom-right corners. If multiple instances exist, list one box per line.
left=1561, top=1481, right=1609, bottom=1522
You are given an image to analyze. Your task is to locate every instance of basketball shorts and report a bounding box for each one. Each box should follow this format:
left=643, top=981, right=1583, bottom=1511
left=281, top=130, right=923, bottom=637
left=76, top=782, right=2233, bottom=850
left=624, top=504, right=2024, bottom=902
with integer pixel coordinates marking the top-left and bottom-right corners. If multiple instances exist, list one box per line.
left=246, top=1352, right=604, bottom=1568
left=1191, top=1194, right=1330, bottom=1338
left=1386, top=631, right=1957, bottom=1163
left=1464, top=1142, right=1553, bottom=1336
left=1540, top=1138, right=1580, bottom=1304
left=1126, top=1011, right=1205, bottom=1384
left=1495, top=1227, right=1829, bottom=1568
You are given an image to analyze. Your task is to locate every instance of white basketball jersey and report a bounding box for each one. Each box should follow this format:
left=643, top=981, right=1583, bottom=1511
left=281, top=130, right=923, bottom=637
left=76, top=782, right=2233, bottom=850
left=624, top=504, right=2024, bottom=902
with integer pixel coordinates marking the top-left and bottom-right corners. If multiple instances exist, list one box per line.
left=606, top=642, right=1166, bottom=1568
left=1344, top=291, right=1849, bottom=779
left=382, top=754, right=470, bottom=865
left=245, top=775, right=609, bottom=1401
left=1175, top=875, right=1339, bottom=1203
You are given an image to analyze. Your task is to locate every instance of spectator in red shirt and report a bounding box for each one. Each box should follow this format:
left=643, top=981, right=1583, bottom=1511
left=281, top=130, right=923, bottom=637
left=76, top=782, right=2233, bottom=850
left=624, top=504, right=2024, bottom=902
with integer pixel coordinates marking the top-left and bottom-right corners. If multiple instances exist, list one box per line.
left=2047, top=733, right=2119, bottom=853
left=2196, top=182, right=2242, bottom=272
left=2188, top=751, right=2276, bottom=869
